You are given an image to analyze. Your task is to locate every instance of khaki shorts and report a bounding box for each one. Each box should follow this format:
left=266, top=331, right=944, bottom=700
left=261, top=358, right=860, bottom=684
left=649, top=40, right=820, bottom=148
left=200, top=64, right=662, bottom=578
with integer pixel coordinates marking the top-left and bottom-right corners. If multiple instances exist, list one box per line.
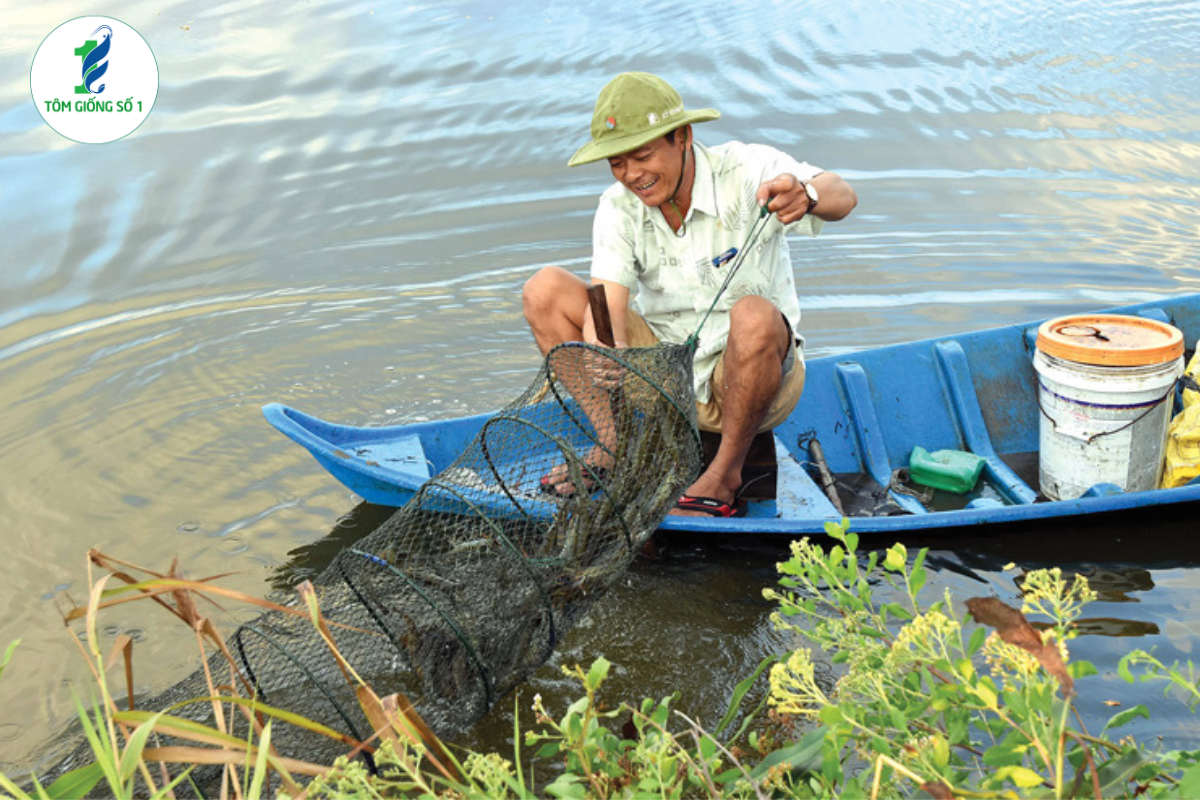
left=623, top=310, right=805, bottom=434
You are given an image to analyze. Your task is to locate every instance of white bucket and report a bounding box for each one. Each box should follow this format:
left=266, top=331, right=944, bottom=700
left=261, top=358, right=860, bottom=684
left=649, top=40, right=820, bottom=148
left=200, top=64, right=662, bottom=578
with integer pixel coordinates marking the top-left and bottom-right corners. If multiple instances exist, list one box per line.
left=1034, top=350, right=1182, bottom=500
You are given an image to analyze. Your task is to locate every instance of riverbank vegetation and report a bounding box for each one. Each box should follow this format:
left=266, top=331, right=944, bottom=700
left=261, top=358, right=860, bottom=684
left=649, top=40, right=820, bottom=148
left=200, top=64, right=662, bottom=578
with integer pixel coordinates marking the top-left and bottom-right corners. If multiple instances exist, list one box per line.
left=5, top=521, right=1200, bottom=798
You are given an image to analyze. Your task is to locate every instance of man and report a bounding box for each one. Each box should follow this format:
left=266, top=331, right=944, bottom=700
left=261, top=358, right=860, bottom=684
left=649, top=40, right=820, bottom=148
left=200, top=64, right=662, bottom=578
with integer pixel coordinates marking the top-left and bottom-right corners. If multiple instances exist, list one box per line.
left=523, top=72, right=856, bottom=517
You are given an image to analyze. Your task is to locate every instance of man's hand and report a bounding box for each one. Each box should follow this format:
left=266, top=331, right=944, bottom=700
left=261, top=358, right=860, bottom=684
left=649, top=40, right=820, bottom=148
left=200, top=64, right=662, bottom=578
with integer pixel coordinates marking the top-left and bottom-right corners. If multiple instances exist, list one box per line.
left=755, top=174, right=815, bottom=224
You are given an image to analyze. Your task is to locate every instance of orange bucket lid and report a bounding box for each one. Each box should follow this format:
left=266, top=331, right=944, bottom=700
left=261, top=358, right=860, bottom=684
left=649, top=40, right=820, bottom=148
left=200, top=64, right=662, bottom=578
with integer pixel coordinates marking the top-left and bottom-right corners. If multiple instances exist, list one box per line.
left=1037, top=313, right=1184, bottom=366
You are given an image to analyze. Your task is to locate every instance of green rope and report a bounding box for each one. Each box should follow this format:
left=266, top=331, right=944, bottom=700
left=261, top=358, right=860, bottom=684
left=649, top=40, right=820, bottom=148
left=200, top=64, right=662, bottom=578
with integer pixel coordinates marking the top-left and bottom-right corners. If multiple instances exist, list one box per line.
left=686, top=205, right=775, bottom=348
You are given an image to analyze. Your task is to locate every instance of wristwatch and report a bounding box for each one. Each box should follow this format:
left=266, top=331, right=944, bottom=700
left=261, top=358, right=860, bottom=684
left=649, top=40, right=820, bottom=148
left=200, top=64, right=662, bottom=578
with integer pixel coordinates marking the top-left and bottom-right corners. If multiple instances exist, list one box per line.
left=801, top=180, right=819, bottom=214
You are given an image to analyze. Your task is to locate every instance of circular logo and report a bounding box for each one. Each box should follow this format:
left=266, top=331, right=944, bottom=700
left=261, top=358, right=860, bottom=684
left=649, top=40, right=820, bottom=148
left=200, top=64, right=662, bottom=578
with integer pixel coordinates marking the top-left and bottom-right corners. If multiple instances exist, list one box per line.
left=30, top=17, right=159, bottom=144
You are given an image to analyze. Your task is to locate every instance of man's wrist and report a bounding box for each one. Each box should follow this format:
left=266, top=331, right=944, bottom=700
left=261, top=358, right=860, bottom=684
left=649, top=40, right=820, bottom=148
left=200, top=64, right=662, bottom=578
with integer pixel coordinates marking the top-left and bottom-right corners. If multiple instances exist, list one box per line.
left=800, top=179, right=820, bottom=215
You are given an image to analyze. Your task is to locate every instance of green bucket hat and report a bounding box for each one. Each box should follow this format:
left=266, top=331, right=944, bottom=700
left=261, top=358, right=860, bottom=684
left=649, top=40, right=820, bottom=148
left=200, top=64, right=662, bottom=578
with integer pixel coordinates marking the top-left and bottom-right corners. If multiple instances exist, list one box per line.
left=568, top=72, right=720, bottom=167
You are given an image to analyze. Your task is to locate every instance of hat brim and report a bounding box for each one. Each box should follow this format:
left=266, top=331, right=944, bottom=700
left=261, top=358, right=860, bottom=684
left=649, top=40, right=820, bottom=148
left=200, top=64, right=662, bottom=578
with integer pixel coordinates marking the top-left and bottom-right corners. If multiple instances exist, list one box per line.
left=567, top=108, right=720, bottom=167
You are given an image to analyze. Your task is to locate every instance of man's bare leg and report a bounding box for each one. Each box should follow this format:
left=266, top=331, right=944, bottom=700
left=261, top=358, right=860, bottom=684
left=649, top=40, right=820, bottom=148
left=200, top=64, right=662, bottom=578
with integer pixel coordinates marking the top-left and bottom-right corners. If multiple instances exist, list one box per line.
left=671, top=296, right=790, bottom=515
left=522, top=267, right=618, bottom=491
left=523, top=267, right=590, bottom=356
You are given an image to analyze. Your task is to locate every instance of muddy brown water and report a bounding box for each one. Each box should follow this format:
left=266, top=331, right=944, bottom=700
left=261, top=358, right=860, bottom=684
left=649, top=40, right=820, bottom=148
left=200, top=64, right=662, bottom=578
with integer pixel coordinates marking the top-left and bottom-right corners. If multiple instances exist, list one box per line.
left=3, top=0, right=1200, bottom=775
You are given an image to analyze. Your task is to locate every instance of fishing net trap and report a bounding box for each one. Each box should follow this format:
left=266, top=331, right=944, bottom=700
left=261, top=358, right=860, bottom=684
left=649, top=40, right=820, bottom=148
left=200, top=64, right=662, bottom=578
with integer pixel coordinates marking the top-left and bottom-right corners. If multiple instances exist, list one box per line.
left=44, top=336, right=703, bottom=787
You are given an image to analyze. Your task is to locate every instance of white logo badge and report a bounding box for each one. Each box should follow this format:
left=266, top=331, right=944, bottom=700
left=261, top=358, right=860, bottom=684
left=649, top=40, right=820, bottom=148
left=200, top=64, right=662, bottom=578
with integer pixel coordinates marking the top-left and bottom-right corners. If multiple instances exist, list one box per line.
left=30, top=16, right=159, bottom=144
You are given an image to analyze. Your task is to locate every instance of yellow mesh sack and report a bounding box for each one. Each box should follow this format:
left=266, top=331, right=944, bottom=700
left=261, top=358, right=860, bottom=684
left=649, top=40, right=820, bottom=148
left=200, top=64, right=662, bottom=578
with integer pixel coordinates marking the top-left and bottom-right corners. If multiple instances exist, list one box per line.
left=1161, top=346, right=1200, bottom=489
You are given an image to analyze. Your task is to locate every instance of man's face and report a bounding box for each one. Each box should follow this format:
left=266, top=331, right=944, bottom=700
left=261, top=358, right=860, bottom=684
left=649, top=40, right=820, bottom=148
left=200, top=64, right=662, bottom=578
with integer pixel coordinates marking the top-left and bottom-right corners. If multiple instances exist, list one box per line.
left=607, top=129, right=689, bottom=207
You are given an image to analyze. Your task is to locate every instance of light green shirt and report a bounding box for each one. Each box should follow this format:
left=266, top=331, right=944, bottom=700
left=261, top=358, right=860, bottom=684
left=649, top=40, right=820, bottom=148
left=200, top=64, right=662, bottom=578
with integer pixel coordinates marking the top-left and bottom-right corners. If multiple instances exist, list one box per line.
left=589, top=140, right=823, bottom=402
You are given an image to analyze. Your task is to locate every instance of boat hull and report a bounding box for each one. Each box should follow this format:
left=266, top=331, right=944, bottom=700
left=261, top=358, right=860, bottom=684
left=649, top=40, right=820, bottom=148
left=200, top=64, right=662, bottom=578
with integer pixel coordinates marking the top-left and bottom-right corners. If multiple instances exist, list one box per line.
left=264, top=294, right=1200, bottom=534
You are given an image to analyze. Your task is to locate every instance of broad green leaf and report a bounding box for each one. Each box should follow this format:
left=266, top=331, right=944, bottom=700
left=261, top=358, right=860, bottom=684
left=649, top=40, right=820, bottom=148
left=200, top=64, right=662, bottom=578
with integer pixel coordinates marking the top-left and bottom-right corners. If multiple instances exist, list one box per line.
left=1071, top=659, right=1099, bottom=680
left=745, top=728, right=825, bottom=782
left=585, top=657, right=610, bottom=692
left=818, top=705, right=844, bottom=725
left=983, top=742, right=1028, bottom=768
left=884, top=545, right=907, bottom=573
left=967, top=626, right=987, bottom=655
left=1003, top=765, right=1045, bottom=788
left=535, top=742, right=561, bottom=759
left=931, top=733, right=950, bottom=769
left=1178, top=760, right=1200, bottom=799
left=1102, top=704, right=1150, bottom=733
left=910, top=566, right=927, bottom=596
left=1117, top=653, right=1136, bottom=683
left=883, top=602, right=913, bottom=621
left=545, top=773, right=587, bottom=800
left=1095, top=747, right=1152, bottom=795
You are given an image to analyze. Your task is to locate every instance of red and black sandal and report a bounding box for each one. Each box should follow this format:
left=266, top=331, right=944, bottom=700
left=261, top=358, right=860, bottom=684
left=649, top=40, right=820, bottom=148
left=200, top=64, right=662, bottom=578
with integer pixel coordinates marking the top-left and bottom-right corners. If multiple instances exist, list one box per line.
left=674, top=495, right=746, bottom=518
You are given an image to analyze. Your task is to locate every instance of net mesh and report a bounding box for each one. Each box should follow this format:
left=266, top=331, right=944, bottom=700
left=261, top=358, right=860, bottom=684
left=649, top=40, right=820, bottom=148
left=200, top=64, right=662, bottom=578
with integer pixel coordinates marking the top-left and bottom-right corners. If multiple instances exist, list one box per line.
left=48, top=340, right=702, bottom=783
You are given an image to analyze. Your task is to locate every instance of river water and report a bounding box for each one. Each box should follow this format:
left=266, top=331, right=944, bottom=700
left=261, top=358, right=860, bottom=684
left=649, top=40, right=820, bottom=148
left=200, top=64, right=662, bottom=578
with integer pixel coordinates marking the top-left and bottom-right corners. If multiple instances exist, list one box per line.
left=3, top=0, right=1200, bottom=773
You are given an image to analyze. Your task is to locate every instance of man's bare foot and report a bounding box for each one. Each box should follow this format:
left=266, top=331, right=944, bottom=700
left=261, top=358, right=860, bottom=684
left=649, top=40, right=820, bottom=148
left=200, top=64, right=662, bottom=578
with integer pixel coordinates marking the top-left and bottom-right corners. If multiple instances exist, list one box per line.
left=669, top=470, right=742, bottom=516
left=538, top=448, right=615, bottom=496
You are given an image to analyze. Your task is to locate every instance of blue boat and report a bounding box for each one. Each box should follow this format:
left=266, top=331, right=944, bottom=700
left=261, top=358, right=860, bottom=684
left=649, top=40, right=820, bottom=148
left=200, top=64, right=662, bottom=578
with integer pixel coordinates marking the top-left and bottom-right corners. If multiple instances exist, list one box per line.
left=263, top=294, right=1200, bottom=534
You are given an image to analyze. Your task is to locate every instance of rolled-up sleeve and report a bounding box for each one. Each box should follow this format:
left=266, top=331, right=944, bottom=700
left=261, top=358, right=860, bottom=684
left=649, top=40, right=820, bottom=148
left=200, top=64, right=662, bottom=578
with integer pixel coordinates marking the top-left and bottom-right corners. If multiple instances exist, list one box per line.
left=589, top=192, right=640, bottom=289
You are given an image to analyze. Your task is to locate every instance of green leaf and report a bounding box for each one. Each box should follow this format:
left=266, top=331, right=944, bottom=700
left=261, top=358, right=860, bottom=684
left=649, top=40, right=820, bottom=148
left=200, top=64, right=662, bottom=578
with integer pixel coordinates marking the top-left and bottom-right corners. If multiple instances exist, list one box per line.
left=884, top=545, right=907, bottom=573
left=0, top=769, right=35, bottom=800
left=1117, top=653, right=1136, bottom=683
left=983, top=742, right=1028, bottom=768
left=1071, top=659, right=1099, bottom=680
left=545, top=774, right=588, bottom=799
left=1095, top=747, right=1152, bottom=795
left=1178, top=760, right=1200, bottom=799
left=536, top=742, right=562, bottom=759
left=1102, top=705, right=1150, bottom=733
left=745, top=727, right=825, bottom=782
left=1003, top=765, right=1046, bottom=788
left=714, top=653, right=779, bottom=737
left=931, top=733, right=950, bottom=770
left=118, top=711, right=167, bottom=785
left=818, top=705, right=844, bottom=725
left=585, top=657, right=610, bottom=692
left=967, top=626, right=987, bottom=656
left=72, top=694, right=121, bottom=796
left=0, top=640, right=19, bottom=682
left=910, top=565, right=927, bottom=596
left=247, top=721, right=272, bottom=799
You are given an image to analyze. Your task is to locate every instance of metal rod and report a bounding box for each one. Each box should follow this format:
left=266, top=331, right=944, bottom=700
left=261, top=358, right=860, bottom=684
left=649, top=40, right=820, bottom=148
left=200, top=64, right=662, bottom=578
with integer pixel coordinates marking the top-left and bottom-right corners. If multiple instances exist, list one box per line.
left=807, top=437, right=845, bottom=515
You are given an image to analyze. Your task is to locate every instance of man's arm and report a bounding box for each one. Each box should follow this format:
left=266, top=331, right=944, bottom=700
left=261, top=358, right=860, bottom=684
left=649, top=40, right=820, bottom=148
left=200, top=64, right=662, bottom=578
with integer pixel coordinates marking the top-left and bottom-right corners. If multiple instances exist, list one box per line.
left=756, top=171, right=857, bottom=225
left=584, top=279, right=631, bottom=348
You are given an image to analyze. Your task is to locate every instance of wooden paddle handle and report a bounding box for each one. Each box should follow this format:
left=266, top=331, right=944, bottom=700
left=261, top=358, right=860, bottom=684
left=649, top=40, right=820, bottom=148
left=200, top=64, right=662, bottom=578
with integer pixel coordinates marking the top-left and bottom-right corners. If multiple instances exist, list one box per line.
left=587, top=284, right=616, bottom=347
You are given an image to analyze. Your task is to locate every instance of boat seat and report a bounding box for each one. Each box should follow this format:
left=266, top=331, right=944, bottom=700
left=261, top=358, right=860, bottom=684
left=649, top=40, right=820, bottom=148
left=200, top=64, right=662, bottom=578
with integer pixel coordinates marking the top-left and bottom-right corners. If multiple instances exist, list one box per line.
left=700, top=429, right=778, bottom=499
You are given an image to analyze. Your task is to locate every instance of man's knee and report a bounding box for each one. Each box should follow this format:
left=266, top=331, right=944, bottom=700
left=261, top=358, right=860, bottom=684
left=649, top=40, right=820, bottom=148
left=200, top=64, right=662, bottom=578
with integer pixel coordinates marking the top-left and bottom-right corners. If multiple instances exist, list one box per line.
left=729, top=296, right=789, bottom=356
left=523, top=266, right=579, bottom=319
